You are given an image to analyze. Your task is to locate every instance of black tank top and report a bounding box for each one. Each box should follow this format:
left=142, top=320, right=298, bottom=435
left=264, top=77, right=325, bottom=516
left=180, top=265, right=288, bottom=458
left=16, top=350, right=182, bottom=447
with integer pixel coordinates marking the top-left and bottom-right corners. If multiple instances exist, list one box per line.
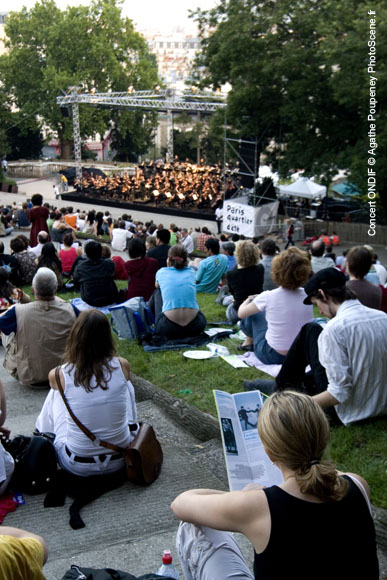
left=254, top=476, right=378, bottom=580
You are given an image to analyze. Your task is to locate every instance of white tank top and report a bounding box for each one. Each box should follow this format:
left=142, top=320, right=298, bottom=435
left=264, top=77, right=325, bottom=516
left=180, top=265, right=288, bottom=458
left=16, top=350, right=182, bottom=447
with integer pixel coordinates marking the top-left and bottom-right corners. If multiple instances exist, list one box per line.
left=62, top=357, right=137, bottom=456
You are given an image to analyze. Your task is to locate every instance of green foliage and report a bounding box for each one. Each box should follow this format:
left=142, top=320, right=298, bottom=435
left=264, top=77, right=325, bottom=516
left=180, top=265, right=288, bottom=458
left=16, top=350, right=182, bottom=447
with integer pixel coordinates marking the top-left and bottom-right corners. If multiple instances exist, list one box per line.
left=80, top=145, right=98, bottom=161
left=110, top=110, right=157, bottom=162
left=0, top=90, right=12, bottom=158
left=191, top=0, right=387, bottom=216
left=330, top=418, right=387, bottom=508
left=0, top=0, right=160, bottom=159
left=6, top=123, right=44, bottom=161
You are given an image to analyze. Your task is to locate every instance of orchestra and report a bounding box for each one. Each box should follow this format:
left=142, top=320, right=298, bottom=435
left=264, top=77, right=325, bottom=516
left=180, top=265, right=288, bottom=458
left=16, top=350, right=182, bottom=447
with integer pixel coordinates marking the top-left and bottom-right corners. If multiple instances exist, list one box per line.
left=73, top=159, right=241, bottom=212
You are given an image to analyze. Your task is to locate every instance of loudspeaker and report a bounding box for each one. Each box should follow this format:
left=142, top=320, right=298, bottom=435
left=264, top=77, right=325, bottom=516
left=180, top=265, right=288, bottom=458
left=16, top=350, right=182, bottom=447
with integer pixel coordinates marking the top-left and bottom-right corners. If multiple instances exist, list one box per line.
left=60, top=107, right=70, bottom=118
left=238, top=139, right=259, bottom=188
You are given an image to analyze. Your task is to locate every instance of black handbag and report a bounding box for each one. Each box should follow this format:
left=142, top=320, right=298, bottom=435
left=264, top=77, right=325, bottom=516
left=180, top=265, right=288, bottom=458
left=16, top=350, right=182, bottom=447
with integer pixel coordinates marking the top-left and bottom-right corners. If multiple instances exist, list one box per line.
left=54, top=367, right=163, bottom=485
left=61, top=564, right=172, bottom=579
left=2, top=432, right=57, bottom=495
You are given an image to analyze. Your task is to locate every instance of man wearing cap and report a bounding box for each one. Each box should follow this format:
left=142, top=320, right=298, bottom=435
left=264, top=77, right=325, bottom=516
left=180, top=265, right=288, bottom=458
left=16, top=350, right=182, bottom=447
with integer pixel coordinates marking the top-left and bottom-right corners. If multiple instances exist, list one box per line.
left=244, top=268, right=387, bottom=425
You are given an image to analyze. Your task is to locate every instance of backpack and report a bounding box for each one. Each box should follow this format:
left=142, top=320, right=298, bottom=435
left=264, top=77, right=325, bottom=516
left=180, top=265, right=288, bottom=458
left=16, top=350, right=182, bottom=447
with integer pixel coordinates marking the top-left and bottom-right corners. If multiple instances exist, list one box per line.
left=61, top=565, right=172, bottom=579
left=109, top=297, right=155, bottom=340
left=4, top=433, right=57, bottom=495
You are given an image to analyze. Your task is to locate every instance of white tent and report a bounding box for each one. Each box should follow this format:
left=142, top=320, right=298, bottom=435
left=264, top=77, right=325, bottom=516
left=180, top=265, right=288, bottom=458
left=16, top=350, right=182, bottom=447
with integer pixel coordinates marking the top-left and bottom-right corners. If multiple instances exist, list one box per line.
left=278, top=177, right=326, bottom=200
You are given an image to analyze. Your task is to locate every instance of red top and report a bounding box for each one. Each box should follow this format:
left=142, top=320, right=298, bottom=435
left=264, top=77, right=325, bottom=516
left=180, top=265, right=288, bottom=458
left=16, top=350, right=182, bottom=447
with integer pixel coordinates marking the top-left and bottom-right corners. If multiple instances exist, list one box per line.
left=28, top=206, right=49, bottom=247
left=112, top=256, right=129, bottom=280
left=59, top=247, right=77, bottom=273
left=125, top=257, right=158, bottom=301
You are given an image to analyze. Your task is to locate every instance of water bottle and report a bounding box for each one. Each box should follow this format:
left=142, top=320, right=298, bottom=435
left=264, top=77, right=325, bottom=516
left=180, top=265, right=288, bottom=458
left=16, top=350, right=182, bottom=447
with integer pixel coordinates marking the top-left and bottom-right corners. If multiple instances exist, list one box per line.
left=156, top=549, right=179, bottom=579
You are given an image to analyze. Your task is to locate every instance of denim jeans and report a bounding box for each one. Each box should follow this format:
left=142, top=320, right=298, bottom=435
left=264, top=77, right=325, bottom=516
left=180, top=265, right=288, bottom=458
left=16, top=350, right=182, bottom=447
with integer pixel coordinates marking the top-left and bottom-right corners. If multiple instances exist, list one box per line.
left=176, top=522, right=253, bottom=580
left=155, top=311, right=207, bottom=340
left=240, top=311, right=286, bottom=365
left=226, top=303, right=239, bottom=325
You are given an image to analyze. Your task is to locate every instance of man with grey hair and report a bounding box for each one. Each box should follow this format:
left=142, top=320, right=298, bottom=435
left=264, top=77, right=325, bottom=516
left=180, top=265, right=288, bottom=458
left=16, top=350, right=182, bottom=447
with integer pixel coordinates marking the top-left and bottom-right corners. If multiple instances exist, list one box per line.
left=310, top=240, right=335, bottom=273
left=180, top=228, right=194, bottom=255
left=29, top=230, right=49, bottom=258
left=0, top=268, right=76, bottom=386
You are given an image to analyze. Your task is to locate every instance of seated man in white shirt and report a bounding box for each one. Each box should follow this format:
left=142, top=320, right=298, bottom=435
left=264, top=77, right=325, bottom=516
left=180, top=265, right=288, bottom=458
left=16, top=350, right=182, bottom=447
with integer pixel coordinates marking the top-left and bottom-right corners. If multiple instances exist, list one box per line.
left=29, top=231, right=49, bottom=258
left=180, top=228, right=194, bottom=255
left=244, top=268, right=387, bottom=425
left=111, top=220, right=133, bottom=252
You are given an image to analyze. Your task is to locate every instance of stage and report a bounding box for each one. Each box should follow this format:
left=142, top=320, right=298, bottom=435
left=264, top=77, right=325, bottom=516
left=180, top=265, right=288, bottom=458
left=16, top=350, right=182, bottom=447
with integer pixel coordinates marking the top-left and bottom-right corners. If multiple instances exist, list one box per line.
left=60, top=192, right=216, bottom=223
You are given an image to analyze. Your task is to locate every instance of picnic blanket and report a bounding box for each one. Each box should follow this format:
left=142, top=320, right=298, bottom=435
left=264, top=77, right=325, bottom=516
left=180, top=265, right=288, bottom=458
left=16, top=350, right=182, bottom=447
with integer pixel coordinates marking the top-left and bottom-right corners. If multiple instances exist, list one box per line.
left=142, top=334, right=210, bottom=352
left=141, top=326, right=234, bottom=352
left=70, top=297, right=116, bottom=315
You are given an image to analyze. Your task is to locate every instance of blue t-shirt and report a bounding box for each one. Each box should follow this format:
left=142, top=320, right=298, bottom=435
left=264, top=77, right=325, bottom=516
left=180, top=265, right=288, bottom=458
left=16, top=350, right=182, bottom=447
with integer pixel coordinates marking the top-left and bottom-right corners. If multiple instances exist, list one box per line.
left=156, top=267, right=199, bottom=312
left=196, top=254, right=228, bottom=293
left=227, top=255, right=237, bottom=271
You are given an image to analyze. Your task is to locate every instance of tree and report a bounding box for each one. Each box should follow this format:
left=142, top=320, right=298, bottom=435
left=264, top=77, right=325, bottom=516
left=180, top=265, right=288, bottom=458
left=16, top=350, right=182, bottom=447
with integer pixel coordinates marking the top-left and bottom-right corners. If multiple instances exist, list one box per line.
left=0, top=0, right=160, bottom=159
left=0, top=91, right=12, bottom=160
left=191, top=0, right=387, bottom=218
left=169, top=113, right=207, bottom=163
left=110, top=110, right=157, bottom=162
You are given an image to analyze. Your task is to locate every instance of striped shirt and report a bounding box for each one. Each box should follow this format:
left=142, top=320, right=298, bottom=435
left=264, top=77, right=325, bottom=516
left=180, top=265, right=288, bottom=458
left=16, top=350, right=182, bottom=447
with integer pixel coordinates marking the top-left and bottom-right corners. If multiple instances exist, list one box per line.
left=318, top=300, right=387, bottom=424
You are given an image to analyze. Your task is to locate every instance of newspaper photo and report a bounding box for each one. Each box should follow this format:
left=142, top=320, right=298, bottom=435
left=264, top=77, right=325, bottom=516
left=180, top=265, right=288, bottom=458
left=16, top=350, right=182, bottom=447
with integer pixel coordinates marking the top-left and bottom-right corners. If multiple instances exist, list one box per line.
left=214, top=389, right=283, bottom=491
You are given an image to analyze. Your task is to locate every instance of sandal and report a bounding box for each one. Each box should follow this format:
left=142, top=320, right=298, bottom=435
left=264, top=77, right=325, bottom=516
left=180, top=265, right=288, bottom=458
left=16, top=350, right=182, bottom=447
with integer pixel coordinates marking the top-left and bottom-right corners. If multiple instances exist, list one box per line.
left=237, top=344, right=254, bottom=352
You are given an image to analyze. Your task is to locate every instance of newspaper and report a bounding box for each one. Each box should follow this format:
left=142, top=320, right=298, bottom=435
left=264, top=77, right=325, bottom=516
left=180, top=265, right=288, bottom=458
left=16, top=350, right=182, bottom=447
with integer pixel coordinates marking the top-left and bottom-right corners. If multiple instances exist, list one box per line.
left=214, top=389, right=283, bottom=491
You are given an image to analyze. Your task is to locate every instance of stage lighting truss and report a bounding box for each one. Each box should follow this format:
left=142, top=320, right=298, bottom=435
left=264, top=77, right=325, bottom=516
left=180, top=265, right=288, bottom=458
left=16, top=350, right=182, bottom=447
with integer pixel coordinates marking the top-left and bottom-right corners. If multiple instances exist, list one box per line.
left=57, top=89, right=226, bottom=179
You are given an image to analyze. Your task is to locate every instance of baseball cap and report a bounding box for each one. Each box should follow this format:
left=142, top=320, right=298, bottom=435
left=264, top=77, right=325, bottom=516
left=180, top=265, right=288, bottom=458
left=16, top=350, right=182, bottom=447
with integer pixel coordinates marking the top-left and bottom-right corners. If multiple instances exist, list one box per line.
left=303, top=268, right=346, bottom=304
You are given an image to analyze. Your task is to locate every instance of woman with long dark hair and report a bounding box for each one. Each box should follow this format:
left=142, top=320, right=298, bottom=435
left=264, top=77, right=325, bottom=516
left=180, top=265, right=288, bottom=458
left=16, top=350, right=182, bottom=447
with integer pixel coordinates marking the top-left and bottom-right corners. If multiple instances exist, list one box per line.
left=35, top=309, right=137, bottom=476
left=172, top=391, right=379, bottom=579
left=36, top=242, right=64, bottom=289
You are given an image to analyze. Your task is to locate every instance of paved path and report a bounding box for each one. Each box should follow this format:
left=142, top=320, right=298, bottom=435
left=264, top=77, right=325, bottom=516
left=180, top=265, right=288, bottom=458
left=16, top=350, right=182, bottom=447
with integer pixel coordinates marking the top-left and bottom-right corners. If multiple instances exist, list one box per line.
left=2, top=178, right=218, bottom=233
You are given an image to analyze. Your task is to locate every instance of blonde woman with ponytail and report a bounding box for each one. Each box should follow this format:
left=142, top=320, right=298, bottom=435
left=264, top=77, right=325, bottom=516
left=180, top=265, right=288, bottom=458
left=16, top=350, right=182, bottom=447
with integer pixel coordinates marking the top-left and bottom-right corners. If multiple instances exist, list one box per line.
left=172, top=391, right=378, bottom=580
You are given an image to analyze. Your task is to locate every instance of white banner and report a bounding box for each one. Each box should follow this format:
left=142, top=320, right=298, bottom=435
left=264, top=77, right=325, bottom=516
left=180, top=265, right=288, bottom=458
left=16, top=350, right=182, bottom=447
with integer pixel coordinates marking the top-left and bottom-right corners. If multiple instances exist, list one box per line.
left=223, top=200, right=256, bottom=237
left=223, top=199, right=279, bottom=237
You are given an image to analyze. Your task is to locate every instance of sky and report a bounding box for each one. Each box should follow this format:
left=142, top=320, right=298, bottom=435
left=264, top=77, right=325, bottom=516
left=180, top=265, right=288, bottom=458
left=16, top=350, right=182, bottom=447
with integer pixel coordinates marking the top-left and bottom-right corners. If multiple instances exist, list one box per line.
left=1, top=0, right=219, bottom=33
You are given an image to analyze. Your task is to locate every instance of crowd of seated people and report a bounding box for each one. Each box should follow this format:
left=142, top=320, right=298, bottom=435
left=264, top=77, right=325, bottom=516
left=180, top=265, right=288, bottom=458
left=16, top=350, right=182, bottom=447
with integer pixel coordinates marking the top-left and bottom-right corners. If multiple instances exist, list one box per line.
left=0, top=192, right=386, bottom=578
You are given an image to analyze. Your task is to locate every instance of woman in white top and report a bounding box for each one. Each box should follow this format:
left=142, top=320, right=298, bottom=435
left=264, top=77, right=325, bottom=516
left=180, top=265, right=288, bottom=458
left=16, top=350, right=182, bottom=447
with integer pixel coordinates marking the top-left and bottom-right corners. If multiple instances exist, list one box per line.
left=238, top=247, right=313, bottom=364
left=36, top=309, right=137, bottom=476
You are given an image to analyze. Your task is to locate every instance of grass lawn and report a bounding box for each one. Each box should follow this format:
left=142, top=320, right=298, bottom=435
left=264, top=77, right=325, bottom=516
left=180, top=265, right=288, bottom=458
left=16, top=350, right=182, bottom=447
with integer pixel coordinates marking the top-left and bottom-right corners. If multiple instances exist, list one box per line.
left=23, top=284, right=387, bottom=508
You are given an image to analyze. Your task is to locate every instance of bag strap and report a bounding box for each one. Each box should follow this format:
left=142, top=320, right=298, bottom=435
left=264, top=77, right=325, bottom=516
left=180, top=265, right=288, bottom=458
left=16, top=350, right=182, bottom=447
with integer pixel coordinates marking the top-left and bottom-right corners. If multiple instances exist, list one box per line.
left=54, top=366, right=126, bottom=454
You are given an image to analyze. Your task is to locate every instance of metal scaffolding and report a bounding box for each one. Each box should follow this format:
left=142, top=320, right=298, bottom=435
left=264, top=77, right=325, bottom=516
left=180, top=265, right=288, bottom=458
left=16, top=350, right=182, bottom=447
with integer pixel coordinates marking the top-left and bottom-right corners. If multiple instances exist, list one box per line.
left=56, top=88, right=226, bottom=173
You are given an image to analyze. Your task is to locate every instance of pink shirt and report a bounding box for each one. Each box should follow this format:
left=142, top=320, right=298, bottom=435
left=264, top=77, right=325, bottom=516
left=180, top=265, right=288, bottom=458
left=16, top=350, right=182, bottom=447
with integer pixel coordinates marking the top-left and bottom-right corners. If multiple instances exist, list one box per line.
left=254, top=287, right=313, bottom=351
